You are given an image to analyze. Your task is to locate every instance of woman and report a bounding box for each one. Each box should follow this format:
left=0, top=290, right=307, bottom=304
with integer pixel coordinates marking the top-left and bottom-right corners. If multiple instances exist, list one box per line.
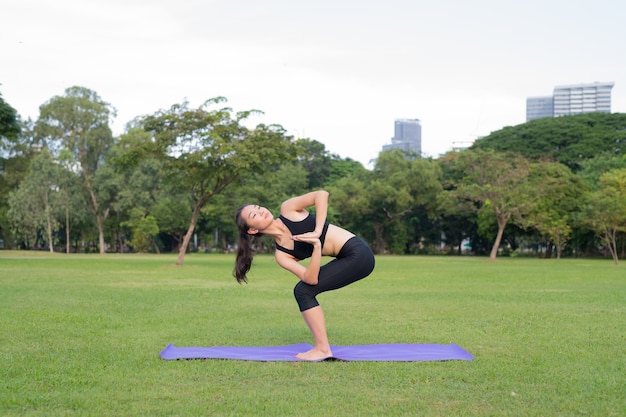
left=234, top=190, right=375, bottom=361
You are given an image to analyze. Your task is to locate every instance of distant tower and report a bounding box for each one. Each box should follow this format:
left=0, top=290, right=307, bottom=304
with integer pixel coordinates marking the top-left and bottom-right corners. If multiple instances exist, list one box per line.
left=382, top=119, right=422, bottom=154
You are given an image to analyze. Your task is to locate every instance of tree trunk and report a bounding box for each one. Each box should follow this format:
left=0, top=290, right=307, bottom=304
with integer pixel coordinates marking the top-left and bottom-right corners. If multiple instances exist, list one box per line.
left=65, top=205, right=71, bottom=254
left=176, top=200, right=204, bottom=266
left=96, top=214, right=106, bottom=254
left=46, top=212, right=54, bottom=253
left=603, top=228, right=619, bottom=265
left=118, top=231, right=124, bottom=253
left=373, top=223, right=385, bottom=254
left=44, top=192, right=54, bottom=253
left=489, top=218, right=508, bottom=261
left=85, top=181, right=108, bottom=255
left=152, top=238, right=161, bottom=254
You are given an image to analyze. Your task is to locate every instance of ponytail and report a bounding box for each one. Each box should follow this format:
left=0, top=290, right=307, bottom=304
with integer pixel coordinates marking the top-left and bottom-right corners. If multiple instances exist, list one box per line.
left=234, top=204, right=255, bottom=283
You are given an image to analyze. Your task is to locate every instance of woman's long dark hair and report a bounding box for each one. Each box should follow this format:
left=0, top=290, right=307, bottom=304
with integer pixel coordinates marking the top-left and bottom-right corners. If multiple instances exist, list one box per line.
left=234, top=204, right=256, bottom=284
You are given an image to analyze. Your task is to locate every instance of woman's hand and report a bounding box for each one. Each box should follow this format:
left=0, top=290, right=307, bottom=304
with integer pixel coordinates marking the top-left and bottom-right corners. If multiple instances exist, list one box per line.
left=292, top=231, right=321, bottom=242
left=291, top=233, right=321, bottom=285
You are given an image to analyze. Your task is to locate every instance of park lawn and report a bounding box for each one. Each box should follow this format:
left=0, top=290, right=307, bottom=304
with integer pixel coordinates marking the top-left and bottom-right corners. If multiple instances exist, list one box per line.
left=0, top=251, right=624, bottom=416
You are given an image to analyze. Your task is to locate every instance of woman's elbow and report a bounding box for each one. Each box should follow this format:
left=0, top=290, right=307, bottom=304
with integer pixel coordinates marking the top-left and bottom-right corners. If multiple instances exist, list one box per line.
left=302, top=275, right=318, bottom=285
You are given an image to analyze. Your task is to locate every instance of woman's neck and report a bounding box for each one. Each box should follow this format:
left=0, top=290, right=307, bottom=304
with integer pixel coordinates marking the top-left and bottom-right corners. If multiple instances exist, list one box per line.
left=265, top=217, right=291, bottom=242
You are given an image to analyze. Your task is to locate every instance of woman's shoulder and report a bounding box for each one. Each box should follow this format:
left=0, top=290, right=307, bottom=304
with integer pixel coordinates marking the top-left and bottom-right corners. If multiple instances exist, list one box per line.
left=279, top=207, right=310, bottom=223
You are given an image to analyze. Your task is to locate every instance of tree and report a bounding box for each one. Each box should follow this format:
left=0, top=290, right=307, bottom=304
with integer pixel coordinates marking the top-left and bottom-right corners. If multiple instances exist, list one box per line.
left=0, top=149, right=33, bottom=249
left=105, top=134, right=165, bottom=253
left=326, top=157, right=367, bottom=187
left=0, top=91, right=26, bottom=248
left=125, top=97, right=296, bottom=265
left=151, top=194, right=192, bottom=252
left=331, top=150, right=442, bottom=254
left=573, top=154, right=626, bottom=257
left=437, top=151, right=481, bottom=255
left=328, top=174, right=372, bottom=242
left=7, top=149, right=64, bottom=251
left=35, top=86, right=116, bottom=254
left=581, top=168, right=626, bottom=264
left=293, top=138, right=332, bottom=189
left=56, top=149, right=87, bottom=253
left=0, top=91, right=21, bottom=152
left=577, top=154, right=626, bottom=190
left=525, top=160, right=586, bottom=259
left=471, top=113, right=626, bottom=171
left=454, top=149, right=533, bottom=261
left=122, top=208, right=159, bottom=253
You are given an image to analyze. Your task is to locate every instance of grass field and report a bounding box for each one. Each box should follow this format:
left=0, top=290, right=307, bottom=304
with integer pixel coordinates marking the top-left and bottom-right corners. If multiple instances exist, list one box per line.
left=0, top=251, right=624, bottom=416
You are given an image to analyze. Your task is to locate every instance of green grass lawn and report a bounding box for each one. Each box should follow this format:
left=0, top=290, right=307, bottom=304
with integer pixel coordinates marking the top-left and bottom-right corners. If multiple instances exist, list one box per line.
left=0, top=251, right=624, bottom=416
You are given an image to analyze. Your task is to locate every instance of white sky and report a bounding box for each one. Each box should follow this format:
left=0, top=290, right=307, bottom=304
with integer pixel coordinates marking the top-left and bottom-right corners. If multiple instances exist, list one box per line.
left=2, top=0, right=625, bottom=167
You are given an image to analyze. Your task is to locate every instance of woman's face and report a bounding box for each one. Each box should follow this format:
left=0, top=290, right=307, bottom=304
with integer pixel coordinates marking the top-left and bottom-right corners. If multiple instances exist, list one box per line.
left=240, top=205, right=273, bottom=234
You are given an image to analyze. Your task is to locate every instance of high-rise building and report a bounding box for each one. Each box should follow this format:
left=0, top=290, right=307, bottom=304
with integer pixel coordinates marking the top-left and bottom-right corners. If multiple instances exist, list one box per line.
left=553, top=82, right=614, bottom=117
left=526, top=96, right=554, bottom=121
left=526, top=82, right=614, bottom=121
left=382, top=119, right=422, bottom=154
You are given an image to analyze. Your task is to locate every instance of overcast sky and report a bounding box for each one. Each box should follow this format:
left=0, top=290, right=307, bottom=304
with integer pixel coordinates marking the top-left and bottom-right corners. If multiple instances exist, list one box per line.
left=2, top=0, right=625, bottom=167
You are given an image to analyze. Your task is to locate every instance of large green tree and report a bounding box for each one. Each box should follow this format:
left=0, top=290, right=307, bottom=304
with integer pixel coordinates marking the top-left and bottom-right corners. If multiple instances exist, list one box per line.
left=124, top=97, right=296, bottom=265
left=472, top=113, right=626, bottom=171
left=453, top=149, right=533, bottom=261
left=525, top=160, right=587, bottom=259
left=581, top=168, right=626, bottom=264
left=35, top=86, right=116, bottom=254
left=7, top=149, right=64, bottom=251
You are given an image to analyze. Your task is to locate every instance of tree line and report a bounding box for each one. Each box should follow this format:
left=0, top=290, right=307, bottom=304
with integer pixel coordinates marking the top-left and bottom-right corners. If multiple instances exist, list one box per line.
left=1, top=86, right=625, bottom=264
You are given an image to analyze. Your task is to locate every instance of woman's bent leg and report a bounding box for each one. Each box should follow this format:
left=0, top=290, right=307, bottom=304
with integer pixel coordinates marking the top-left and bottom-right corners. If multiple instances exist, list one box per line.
left=295, top=306, right=333, bottom=361
left=293, top=237, right=375, bottom=360
left=293, top=237, right=375, bottom=311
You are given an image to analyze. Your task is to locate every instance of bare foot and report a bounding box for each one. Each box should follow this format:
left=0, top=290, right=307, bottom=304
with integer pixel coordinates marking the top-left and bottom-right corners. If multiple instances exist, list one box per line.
left=295, top=347, right=333, bottom=361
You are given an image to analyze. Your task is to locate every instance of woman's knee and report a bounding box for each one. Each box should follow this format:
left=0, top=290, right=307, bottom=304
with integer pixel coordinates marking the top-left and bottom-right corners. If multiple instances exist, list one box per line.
left=293, top=281, right=319, bottom=312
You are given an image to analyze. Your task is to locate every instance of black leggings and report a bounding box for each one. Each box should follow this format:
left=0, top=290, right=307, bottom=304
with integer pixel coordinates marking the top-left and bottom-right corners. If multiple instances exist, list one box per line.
left=293, top=236, right=375, bottom=312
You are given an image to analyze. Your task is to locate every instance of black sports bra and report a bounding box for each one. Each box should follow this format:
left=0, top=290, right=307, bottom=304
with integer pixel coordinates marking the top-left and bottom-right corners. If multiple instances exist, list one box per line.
left=275, top=213, right=329, bottom=260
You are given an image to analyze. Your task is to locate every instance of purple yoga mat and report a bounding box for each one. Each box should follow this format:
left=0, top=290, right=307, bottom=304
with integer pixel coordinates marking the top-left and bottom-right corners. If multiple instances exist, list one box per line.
left=160, top=343, right=474, bottom=362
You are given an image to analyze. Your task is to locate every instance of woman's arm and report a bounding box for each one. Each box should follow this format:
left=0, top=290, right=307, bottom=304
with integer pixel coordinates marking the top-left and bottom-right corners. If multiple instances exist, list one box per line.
left=280, top=190, right=329, bottom=237
left=275, top=238, right=322, bottom=285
